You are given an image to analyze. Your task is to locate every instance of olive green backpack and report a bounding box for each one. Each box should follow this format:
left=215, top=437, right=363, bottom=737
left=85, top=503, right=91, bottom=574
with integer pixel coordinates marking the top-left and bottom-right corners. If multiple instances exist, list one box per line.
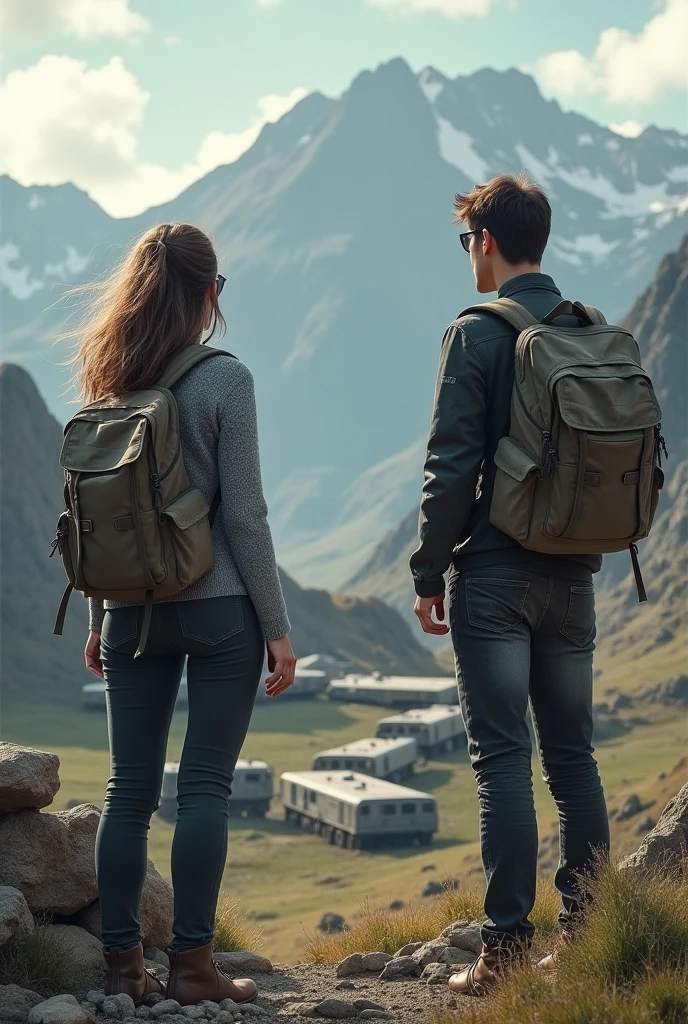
left=51, top=345, right=234, bottom=654
left=460, top=298, right=666, bottom=600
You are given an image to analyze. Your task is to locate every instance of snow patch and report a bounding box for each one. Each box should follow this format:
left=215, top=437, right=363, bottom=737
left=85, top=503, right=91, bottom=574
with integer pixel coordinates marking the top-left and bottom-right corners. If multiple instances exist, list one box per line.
left=0, top=243, right=43, bottom=300
left=550, top=233, right=620, bottom=268
left=419, top=69, right=444, bottom=104
left=436, top=117, right=491, bottom=184
left=577, top=133, right=594, bottom=146
left=298, top=133, right=312, bottom=146
left=605, top=139, right=621, bottom=152
left=28, top=193, right=45, bottom=211
left=666, top=165, right=688, bottom=183
left=44, top=246, right=90, bottom=279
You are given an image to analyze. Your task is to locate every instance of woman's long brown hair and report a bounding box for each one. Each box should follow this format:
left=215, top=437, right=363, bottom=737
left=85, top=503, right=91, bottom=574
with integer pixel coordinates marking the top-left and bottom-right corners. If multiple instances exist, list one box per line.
left=72, top=223, right=226, bottom=403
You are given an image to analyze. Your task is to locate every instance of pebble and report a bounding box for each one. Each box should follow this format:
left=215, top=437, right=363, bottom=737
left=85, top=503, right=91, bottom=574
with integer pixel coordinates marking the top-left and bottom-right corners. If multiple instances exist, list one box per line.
left=420, top=963, right=453, bottom=985
left=334, top=981, right=356, bottom=990
left=136, top=1010, right=153, bottom=1021
left=144, top=994, right=166, bottom=1008
left=281, top=1004, right=318, bottom=1018
left=360, top=952, right=392, bottom=972
left=393, top=942, right=422, bottom=958
left=219, top=1000, right=239, bottom=1013
left=214, top=1013, right=235, bottom=1024
left=103, top=993, right=137, bottom=1018
left=445, top=924, right=483, bottom=955
left=411, top=941, right=448, bottom=968
left=151, top=1001, right=183, bottom=1019
left=335, top=953, right=363, bottom=977
left=379, top=956, right=420, bottom=980
left=200, top=1001, right=221, bottom=1016
left=312, top=998, right=357, bottom=1019
left=87, top=992, right=106, bottom=1010
left=352, top=999, right=386, bottom=1012
left=181, top=1009, right=206, bottom=1020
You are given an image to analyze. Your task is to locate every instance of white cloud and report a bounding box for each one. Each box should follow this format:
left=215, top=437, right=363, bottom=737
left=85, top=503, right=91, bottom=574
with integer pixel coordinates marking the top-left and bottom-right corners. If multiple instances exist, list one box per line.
left=255, top=0, right=286, bottom=5
left=367, top=0, right=492, bottom=16
left=0, top=55, right=307, bottom=218
left=609, top=120, right=645, bottom=138
left=0, top=0, right=148, bottom=40
left=535, top=0, right=688, bottom=103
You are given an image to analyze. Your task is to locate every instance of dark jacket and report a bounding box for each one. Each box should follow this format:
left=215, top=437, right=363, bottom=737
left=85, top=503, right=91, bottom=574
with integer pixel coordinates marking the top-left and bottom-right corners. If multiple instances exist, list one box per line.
left=410, top=273, right=603, bottom=598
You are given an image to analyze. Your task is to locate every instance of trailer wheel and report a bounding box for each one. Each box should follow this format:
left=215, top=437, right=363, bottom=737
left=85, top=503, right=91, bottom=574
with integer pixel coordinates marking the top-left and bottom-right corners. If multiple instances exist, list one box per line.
left=344, top=833, right=355, bottom=850
left=334, top=829, right=345, bottom=847
left=300, top=815, right=313, bottom=832
left=418, top=832, right=433, bottom=846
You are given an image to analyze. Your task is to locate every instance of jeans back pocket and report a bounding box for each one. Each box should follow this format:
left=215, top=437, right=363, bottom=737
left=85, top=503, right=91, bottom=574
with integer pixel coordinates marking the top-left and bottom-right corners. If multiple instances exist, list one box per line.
left=178, top=596, right=244, bottom=646
left=560, top=585, right=596, bottom=647
left=466, top=578, right=529, bottom=634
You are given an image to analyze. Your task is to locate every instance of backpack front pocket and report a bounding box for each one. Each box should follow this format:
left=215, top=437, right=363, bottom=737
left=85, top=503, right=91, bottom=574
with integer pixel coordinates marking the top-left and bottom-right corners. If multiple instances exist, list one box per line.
left=160, top=488, right=214, bottom=589
left=490, top=437, right=540, bottom=541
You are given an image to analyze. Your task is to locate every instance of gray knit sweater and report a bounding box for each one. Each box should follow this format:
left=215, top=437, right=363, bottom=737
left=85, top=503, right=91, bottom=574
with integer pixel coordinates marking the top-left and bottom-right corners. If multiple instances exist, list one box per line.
left=88, top=354, right=291, bottom=640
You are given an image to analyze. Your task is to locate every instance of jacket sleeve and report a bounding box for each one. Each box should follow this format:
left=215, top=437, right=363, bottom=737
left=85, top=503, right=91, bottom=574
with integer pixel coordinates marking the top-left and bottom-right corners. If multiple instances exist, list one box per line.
left=410, top=324, right=487, bottom=597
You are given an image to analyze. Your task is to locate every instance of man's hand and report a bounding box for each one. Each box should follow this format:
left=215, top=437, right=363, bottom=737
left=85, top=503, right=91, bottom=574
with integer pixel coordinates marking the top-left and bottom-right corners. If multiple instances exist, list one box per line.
left=85, top=631, right=104, bottom=678
left=414, top=594, right=450, bottom=636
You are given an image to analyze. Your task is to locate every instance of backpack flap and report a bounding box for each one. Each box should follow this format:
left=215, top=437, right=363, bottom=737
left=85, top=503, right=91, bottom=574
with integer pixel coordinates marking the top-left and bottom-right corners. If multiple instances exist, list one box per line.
left=60, top=414, right=148, bottom=473
left=553, top=367, right=662, bottom=434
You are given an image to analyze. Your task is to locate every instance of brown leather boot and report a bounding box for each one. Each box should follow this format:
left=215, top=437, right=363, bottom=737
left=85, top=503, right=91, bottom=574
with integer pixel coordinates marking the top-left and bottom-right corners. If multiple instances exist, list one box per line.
left=103, top=943, right=165, bottom=1003
left=448, top=943, right=529, bottom=997
left=538, top=929, right=573, bottom=971
left=166, top=942, right=257, bottom=1006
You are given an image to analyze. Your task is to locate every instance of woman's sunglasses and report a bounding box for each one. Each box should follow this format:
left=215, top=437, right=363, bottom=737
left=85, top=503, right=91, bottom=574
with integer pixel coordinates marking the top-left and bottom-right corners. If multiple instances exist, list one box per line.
left=216, top=274, right=226, bottom=296
left=459, top=229, right=482, bottom=253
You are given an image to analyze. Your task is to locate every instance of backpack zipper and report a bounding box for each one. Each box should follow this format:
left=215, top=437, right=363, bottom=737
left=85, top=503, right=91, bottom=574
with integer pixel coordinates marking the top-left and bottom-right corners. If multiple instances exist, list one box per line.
left=514, top=382, right=556, bottom=475
left=656, top=424, right=669, bottom=465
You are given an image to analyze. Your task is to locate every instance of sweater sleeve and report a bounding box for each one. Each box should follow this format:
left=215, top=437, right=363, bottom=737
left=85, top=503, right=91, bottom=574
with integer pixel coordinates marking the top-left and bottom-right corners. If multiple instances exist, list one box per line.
left=89, top=597, right=105, bottom=633
left=217, top=369, right=291, bottom=640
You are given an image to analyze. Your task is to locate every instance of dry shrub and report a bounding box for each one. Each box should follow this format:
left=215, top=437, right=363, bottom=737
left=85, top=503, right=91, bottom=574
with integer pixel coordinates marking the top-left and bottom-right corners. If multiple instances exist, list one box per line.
left=0, top=926, right=92, bottom=997
left=214, top=895, right=263, bottom=953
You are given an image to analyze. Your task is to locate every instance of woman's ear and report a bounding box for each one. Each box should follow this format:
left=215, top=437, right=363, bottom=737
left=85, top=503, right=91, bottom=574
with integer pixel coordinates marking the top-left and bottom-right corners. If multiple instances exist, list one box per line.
left=204, top=282, right=217, bottom=330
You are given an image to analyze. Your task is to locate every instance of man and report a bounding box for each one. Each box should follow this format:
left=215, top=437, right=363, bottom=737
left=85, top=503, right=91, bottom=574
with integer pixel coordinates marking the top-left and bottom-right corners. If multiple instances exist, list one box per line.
left=410, top=174, right=609, bottom=996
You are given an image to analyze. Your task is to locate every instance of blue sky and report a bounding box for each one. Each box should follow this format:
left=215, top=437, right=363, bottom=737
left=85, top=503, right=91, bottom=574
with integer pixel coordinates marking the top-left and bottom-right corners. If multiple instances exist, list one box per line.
left=2, top=0, right=686, bottom=216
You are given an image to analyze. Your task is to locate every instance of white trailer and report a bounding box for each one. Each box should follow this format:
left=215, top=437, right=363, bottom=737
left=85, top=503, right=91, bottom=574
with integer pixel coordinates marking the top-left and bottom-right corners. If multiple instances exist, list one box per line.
left=254, top=666, right=329, bottom=702
left=376, top=705, right=465, bottom=756
left=281, top=770, right=438, bottom=850
left=312, top=736, right=417, bottom=781
left=327, top=674, right=457, bottom=707
left=82, top=670, right=188, bottom=711
left=158, top=758, right=273, bottom=822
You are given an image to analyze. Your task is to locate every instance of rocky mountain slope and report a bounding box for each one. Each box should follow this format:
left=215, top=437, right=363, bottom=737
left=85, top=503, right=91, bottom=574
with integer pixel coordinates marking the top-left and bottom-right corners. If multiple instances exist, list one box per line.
left=346, top=237, right=688, bottom=666
left=0, top=364, right=438, bottom=709
left=2, top=59, right=686, bottom=587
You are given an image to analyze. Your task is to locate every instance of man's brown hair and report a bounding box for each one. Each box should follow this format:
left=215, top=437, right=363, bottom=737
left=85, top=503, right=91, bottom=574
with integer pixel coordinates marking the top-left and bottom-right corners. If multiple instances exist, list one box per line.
left=454, top=173, right=551, bottom=266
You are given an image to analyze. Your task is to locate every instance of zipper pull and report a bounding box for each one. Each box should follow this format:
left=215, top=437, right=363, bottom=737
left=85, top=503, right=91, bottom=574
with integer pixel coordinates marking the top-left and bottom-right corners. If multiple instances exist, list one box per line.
left=151, top=473, right=163, bottom=515
left=541, top=430, right=558, bottom=476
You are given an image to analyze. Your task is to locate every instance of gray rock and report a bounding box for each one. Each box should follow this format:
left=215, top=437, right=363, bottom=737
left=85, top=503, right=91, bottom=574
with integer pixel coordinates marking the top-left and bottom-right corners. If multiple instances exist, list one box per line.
left=438, top=946, right=474, bottom=966
left=618, top=794, right=643, bottom=821
left=180, top=1009, right=206, bottom=1020
left=150, top=1003, right=182, bottom=1020
left=86, top=991, right=105, bottom=1009
left=219, top=1001, right=239, bottom=1013
left=0, top=743, right=61, bottom=813
left=214, top=1014, right=235, bottom=1024
left=143, top=994, right=165, bottom=1008
left=0, top=984, right=44, bottom=1023
left=361, top=952, right=392, bottom=972
left=35, top=924, right=105, bottom=989
left=200, top=1000, right=221, bottom=1015
left=411, top=941, right=448, bottom=968
left=420, top=963, right=454, bottom=985
left=336, top=953, right=363, bottom=977
left=0, top=805, right=100, bottom=915
left=609, top=693, right=633, bottom=712
left=358, top=1012, right=390, bottom=1021
left=317, top=912, right=347, bottom=934
left=212, top=951, right=273, bottom=974
left=72, top=862, right=173, bottom=949
left=388, top=900, right=404, bottom=911
left=312, top=999, right=357, bottom=1019
left=0, top=885, right=35, bottom=946
left=420, top=864, right=436, bottom=873
left=621, top=782, right=688, bottom=876
left=135, top=1011, right=153, bottom=1021
left=379, top=956, right=420, bottom=980
left=352, top=1000, right=386, bottom=1012
left=393, top=942, right=423, bottom=958
left=636, top=815, right=656, bottom=834
left=80, top=1002, right=97, bottom=1017
left=102, top=993, right=136, bottom=1019
left=444, top=923, right=483, bottom=955
left=237, top=1007, right=266, bottom=1017
left=334, top=981, right=356, bottom=990
left=144, top=948, right=170, bottom=970
left=421, top=881, right=444, bottom=897
left=281, top=1005, right=318, bottom=1018
left=27, top=995, right=90, bottom=1024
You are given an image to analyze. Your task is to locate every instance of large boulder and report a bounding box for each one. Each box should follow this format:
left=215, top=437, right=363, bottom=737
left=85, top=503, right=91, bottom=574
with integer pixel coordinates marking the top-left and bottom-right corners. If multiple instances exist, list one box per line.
left=35, top=924, right=105, bottom=990
left=0, top=805, right=100, bottom=915
left=27, top=994, right=91, bottom=1024
left=620, top=782, right=688, bottom=875
left=0, top=984, right=43, bottom=1023
left=0, top=743, right=60, bottom=813
left=72, top=860, right=173, bottom=949
left=0, top=885, right=35, bottom=946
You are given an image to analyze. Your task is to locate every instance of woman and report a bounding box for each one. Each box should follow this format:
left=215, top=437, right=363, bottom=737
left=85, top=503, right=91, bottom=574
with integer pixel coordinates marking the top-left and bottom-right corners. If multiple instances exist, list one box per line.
left=78, top=223, right=295, bottom=1006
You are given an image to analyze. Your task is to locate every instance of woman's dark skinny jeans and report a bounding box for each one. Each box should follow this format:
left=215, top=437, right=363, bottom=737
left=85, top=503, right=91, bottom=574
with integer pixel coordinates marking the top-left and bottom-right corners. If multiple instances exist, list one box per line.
left=449, top=566, right=610, bottom=949
left=96, top=596, right=263, bottom=952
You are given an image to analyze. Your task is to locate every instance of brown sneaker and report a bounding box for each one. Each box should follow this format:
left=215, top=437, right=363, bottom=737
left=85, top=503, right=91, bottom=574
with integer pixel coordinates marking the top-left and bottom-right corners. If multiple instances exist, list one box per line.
left=448, top=942, right=529, bottom=997
left=166, top=942, right=257, bottom=1006
left=104, top=942, right=165, bottom=1003
left=538, top=930, right=573, bottom=971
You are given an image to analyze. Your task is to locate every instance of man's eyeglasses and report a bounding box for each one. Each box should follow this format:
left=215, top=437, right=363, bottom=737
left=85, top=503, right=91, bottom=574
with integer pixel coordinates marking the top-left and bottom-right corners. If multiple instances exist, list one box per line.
left=459, top=230, right=482, bottom=253
left=216, top=274, right=226, bottom=296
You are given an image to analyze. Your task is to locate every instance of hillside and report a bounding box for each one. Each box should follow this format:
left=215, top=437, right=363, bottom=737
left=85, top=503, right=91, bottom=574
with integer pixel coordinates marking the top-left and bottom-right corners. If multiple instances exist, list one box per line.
left=2, top=59, right=686, bottom=589
left=346, top=237, right=688, bottom=674
left=0, top=364, right=439, bottom=712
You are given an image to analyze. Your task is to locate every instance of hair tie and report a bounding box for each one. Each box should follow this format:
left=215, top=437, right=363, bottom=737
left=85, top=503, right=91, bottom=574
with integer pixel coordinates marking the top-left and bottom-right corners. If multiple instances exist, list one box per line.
left=155, top=239, right=166, bottom=254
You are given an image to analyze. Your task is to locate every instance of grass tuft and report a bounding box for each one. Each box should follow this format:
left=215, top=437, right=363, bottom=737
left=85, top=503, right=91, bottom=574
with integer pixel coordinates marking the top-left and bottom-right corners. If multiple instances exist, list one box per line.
left=0, top=925, right=93, bottom=997
left=303, top=880, right=560, bottom=964
left=428, top=862, right=688, bottom=1024
left=214, top=894, right=263, bottom=953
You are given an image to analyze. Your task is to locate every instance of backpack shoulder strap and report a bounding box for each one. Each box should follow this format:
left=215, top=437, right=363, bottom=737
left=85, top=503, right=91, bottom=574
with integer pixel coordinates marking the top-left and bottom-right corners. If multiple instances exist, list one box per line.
left=580, top=304, right=607, bottom=326
left=155, top=346, right=236, bottom=390
left=458, top=297, right=540, bottom=334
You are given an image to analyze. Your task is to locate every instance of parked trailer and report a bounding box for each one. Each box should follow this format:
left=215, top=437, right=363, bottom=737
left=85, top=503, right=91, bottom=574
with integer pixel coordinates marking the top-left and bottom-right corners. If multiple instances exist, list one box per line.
left=312, top=737, right=418, bottom=781
left=281, top=770, right=438, bottom=850
left=327, top=674, right=457, bottom=707
left=376, top=705, right=465, bottom=756
left=83, top=670, right=189, bottom=711
left=158, top=758, right=273, bottom=822
left=254, top=666, right=328, bottom=702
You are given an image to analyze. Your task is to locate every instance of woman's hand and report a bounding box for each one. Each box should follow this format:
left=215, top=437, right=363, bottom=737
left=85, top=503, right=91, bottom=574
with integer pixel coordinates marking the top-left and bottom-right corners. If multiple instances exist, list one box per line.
left=265, top=635, right=296, bottom=698
left=85, top=631, right=104, bottom=678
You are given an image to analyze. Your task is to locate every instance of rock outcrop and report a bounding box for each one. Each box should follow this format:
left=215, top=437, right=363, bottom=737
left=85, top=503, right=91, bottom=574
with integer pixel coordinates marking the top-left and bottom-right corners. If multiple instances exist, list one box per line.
left=620, top=780, right=688, bottom=875
left=0, top=744, right=61, bottom=814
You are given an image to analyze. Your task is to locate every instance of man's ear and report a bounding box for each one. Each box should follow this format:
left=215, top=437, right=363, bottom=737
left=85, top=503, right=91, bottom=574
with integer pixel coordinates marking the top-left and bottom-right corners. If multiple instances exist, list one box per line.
left=482, top=229, right=495, bottom=256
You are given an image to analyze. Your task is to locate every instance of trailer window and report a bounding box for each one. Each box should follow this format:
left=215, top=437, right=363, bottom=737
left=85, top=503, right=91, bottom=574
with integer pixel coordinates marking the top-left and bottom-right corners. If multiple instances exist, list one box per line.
left=382, top=803, right=397, bottom=815
left=245, top=773, right=261, bottom=783
left=401, top=803, right=416, bottom=814
left=291, top=784, right=297, bottom=804
left=409, top=725, right=421, bottom=734
left=309, top=791, right=317, bottom=804
left=330, top=759, right=340, bottom=769
left=422, top=802, right=434, bottom=813
left=383, top=757, right=389, bottom=773
left=360, top=805, right=370, bottom=816
left=345, top=760, right=353, bottom=769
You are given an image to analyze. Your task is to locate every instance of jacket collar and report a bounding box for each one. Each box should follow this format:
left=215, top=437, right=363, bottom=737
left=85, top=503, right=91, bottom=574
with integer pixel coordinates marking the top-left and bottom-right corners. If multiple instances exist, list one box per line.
left=498, top=273, right=561, bottom=299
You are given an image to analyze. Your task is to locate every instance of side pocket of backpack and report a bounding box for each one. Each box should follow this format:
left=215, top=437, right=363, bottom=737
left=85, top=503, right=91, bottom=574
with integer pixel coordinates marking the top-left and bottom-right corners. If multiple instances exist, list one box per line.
left=490, top=437, right=540, bottom=542
left=160, top=488, right=214, bottom=588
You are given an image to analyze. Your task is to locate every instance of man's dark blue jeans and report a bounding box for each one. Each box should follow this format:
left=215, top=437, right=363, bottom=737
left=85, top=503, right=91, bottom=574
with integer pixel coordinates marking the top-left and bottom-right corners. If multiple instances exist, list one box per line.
left=448, top=565, right=610, bottom=950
